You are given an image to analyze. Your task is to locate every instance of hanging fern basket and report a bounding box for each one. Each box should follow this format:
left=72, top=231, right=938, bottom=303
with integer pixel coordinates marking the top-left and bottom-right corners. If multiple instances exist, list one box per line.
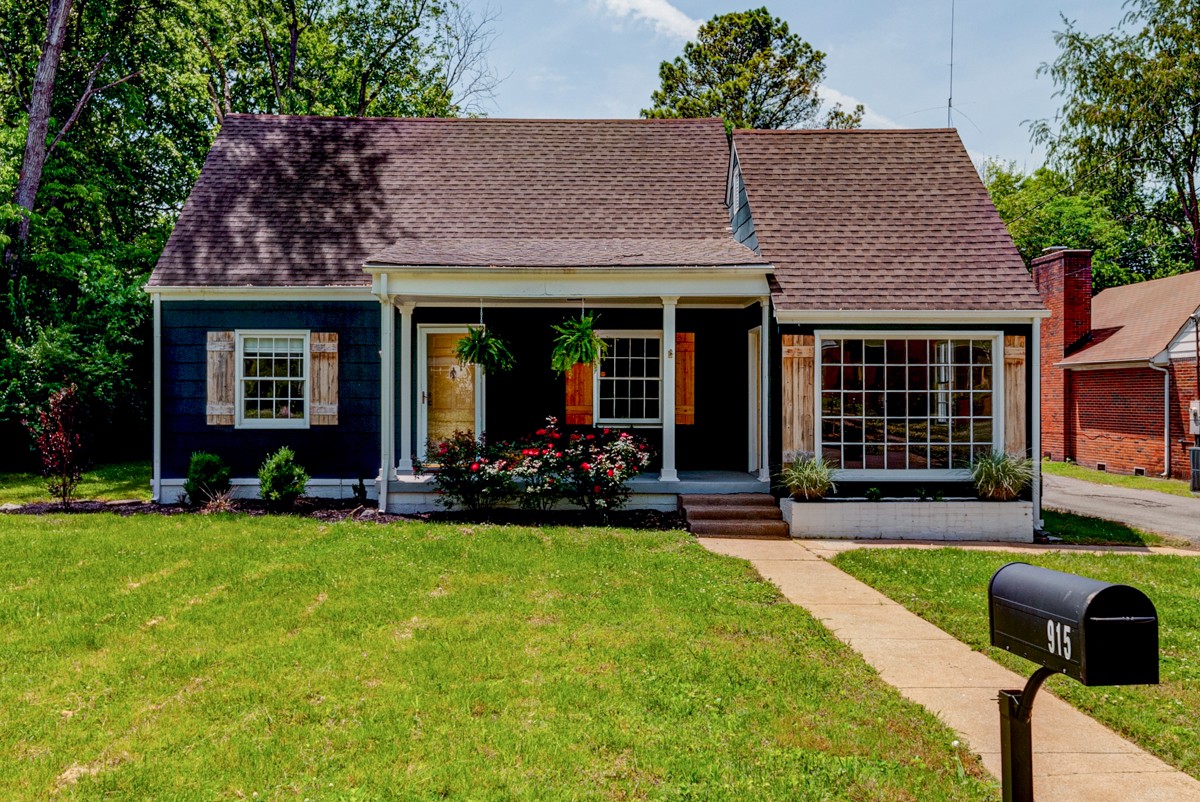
left=550, top=312, right=608, bottom=374
left=455, top=326, right=516, bottom=373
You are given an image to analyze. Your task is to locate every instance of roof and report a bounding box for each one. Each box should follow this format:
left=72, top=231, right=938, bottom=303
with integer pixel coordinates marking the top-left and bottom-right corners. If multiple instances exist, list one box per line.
left=148, top=115, right=765, bottom=288
left=1060, top=270, right=1200, bottom=366
left=731, top=128, right=1046, bottom=312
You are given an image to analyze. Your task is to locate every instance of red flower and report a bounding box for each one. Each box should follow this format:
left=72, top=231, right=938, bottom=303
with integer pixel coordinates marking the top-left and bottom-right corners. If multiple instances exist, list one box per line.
left=470, top=463, right=480, bottom=472
left=555, top=451, right=563, bottom=458
left=593, top=485, right=601, bottom=492
left=551, top=432, right=561, bottom=439
left=536, top=428, right=547, bottom=435
left=581, top=462, right=591, bottom=470
left=603, top=428, right=610, bottom=435
left=586, top=434, right=595, bottom=440
left=606, top=469, right=614, bottom=477
left=570, top=433, right=581, bottom=441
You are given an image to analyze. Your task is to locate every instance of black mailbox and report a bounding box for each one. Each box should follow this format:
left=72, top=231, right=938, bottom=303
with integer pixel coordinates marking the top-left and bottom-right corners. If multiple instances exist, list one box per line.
left=989, top=562, right=1158, bottom=686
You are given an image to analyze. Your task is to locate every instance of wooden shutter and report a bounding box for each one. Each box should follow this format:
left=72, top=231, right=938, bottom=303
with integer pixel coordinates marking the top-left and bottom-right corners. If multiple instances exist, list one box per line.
left=675, top=332, right=695, bottom=424
left=781, top=334, right=815, bottom=460
left=1004, top=335, right=1027, bottom=455
left=565, top=362, right=593, bottom=425
left=310, top=332, right=339, bottom=426
left=205, top=332, right=236, bottom=425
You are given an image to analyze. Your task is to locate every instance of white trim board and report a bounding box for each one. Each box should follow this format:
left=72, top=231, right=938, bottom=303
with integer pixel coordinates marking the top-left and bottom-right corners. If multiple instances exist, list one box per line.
left=777, top=310, right=1048, bottom=324
left=370, top=268, right=771, bottom=300
left=147, top=286, right=374, bottom=301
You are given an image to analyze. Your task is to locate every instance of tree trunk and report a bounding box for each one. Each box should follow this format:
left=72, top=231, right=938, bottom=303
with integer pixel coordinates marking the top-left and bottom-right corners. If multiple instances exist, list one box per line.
left=6, top=0, right=73, bottom=277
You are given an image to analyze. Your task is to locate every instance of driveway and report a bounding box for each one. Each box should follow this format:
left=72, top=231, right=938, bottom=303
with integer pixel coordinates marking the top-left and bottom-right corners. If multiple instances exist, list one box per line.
left=1043, top=473, right=1200, bottom=544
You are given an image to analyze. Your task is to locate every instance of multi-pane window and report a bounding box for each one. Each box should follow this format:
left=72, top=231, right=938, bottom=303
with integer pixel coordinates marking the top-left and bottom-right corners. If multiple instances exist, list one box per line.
left=818, top=336, right=997, bottom=472
left=238, top=333, right=308, bottom=427
left=596, top=334, right=662, bottom=424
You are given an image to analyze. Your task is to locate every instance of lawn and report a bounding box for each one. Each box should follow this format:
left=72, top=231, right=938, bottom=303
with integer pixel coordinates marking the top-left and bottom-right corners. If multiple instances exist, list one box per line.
left=1040, top=508, right=1174, bottom=547
left=1042, top=459, right=1194, bottom=498
left=0, top=462, right=151, bottom=504
left=0, top=514, right=995, bottom=801
left=832, top=548, right=1200, bottom=781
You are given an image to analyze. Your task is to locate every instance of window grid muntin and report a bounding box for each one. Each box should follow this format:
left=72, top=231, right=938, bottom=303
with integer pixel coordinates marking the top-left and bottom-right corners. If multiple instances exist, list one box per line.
left=597, top=333, right=662, bottom=424
left=819, top=336, right=996, bottom=472
left=237, top=332, right=309, bottom=428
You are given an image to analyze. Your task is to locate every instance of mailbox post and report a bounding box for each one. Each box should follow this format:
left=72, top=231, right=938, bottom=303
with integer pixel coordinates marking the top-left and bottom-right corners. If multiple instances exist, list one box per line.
left=988, top=563, right=1158, bottom=802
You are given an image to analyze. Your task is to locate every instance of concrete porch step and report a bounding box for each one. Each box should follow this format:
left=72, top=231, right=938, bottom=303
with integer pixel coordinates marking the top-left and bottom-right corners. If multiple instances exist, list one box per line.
left=688, top=519, right=790, bottom=538
left=685, top=505, right=783, bottom=521
left=680, top=493, right=788, bottom=539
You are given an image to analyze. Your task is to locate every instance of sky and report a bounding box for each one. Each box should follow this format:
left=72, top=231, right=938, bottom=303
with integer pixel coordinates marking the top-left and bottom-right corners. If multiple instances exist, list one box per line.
left=481, top=0, right=1129, bottom=170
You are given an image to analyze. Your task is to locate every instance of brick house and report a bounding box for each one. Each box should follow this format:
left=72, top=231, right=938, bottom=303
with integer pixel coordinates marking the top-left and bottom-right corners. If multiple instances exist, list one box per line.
left=1034, top=248, right=1200, bottom=478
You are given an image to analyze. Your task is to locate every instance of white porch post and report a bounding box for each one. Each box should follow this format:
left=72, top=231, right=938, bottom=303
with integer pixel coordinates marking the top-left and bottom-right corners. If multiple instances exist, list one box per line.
left=661, top=296, right=679, bottom=482
left=396, top=302, right=415, bottom=475
left=151, top=292, right=162, bottom=503
left=759, top=297, right=771, bottom=482
left=1031, top=315, right=1043, bottom=530
left=378, top=279, right=395, bottom=512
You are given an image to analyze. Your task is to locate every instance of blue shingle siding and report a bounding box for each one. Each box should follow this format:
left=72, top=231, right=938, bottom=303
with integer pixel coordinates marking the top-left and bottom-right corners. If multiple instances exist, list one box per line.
left=730, top=159, right=760, bottom=252
left=161, top=301, right=381, bottom=479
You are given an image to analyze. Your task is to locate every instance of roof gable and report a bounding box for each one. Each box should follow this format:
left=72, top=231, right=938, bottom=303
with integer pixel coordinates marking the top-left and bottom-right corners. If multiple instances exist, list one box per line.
left=731, top=128, right=1045, bottom=313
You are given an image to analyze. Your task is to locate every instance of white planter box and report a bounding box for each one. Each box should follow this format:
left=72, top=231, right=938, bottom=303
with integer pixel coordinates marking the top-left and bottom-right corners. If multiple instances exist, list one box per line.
left=780, top=498, right=1034, bottom=542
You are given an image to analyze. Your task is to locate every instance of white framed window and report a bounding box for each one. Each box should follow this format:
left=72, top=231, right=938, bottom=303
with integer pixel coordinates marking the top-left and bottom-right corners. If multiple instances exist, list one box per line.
left=236, top=331, right=310, bottom=428
left=595, top=331, right=662, bottom=425
left=815, top=331, right=1004, bottom=479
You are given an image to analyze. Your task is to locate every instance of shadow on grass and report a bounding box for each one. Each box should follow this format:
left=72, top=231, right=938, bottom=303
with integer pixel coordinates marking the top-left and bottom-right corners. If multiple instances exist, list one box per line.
left=1042, top=509, right=1163, bottom=547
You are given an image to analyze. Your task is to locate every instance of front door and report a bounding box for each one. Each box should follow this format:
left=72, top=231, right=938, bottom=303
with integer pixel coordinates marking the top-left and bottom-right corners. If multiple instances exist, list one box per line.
left=418, top=328, right=483, bottom=458
left=748, top=326, right=762, bottom=472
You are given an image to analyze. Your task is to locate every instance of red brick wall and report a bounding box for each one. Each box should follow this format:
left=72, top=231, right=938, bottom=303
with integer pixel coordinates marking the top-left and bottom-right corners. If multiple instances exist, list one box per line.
left=1034, top=249, right=1093, bottom=461
left=1169, top=360, right=1199, bottom=480
left=1070, top=368, right=1166, bottom=475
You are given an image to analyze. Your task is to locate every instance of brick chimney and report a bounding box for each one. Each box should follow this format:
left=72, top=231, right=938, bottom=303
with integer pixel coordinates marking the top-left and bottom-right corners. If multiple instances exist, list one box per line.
left=1032, top=248, right=1094, bottom=461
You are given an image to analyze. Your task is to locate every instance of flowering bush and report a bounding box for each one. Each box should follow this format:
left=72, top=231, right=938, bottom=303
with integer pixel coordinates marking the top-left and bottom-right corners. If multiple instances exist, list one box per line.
left=560, top=426, right=653, bottom=512
left=418, top=430, right=517, bottom=512
left=509, top=417, right=570, bottom=511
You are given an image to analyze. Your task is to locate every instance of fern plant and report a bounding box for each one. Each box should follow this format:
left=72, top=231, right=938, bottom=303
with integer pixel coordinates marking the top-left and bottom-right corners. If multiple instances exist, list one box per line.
left=455, top=326, right=515, bottom=373
left=971, top=451, right=1033, bottom=501
left=550, top=313, right=607, bottom=373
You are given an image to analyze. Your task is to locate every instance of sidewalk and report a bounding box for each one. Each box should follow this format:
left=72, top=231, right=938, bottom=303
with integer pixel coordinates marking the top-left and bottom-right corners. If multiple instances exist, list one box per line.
left=701, top=538, right=1200, bottom=802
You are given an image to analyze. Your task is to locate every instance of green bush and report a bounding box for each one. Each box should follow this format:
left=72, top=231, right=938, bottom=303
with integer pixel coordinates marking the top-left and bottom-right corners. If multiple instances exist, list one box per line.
left=778, top=453, right=837, bottom=500
left=183, top=451, right=231, bottom=506
left=257, top=447, right=309, bottom=509
left=971, top=451, right=1033, bottom=501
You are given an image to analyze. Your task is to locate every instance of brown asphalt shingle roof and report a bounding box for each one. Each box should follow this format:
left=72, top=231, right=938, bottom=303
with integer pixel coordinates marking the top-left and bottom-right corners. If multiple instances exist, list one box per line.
left=731, top=128, right=1046, bottom=312
left=1060, top=270, right=1200, bottom=366
left=148, top=115, right=765, bottom=288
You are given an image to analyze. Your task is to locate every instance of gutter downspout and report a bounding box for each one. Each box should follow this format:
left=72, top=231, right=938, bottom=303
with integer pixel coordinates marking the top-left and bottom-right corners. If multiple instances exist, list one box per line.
left=1149, top=361, right=1170, bottom=477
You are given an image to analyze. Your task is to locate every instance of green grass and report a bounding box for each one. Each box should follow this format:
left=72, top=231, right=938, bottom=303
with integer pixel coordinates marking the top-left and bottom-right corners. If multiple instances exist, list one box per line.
left=833, top=548, right=1200, bottom=780
left=1042, top=459, right=1194, bottom=498
left=0, top=461, right=150, bottom=505
left=1041, top=508, right=1175, bottom=547
left=0, top=514, right=995, bottom=801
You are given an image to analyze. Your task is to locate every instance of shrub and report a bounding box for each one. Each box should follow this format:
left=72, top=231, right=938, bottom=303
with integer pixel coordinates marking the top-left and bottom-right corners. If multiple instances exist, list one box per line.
left=183, top=451, right=231, bottom=506
left=778, top=453, right=836, bottom=500
left=24, top=384, right=85, bottom=506
left=419, top=431, right=516, bottom=512
left=258, top=446, right=309, bottom=509
left=510, top=418, right=569, bottom=511
left=972, top=451, right=1034, bottom=501
left=560, top=426, right=653, bottom=513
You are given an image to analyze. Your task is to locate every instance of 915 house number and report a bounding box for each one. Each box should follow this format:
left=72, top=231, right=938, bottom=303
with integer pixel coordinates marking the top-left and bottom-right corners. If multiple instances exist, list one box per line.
left=1047, top=619, right=1073, bottom=660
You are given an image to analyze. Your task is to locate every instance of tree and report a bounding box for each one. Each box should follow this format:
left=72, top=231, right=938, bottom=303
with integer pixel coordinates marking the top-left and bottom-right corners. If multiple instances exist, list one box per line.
left=26, top=383, right=85, bottom=505
left=640, top=7, right=861, bottom=130
left=1032, top=0, right=1200, bottom=272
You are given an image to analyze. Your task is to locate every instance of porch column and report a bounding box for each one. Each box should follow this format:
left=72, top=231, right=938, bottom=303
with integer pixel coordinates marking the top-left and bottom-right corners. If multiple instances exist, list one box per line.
left=396, top=302, right=415, bottom=475
left=378, top=285, right=395, bottom=512
left=759, top=297, right=771, bottom=482
left=1031, top=315, right=1043, bottom=529
left=661, top=296, right=679, bottom=482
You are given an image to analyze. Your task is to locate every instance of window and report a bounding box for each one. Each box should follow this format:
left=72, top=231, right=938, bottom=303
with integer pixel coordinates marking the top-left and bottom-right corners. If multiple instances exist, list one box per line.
left=237, top=331, right=309, bottom=428
left=596, top=332, right=662, bottom=424
left=817, top=334, right=1000, bottom=475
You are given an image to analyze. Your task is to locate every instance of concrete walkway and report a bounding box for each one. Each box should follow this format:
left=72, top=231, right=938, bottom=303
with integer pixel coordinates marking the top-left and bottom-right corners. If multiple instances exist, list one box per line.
left=701, top=537, right=1200, bottom=802
left=1044, top=473, right=1200, bottom=545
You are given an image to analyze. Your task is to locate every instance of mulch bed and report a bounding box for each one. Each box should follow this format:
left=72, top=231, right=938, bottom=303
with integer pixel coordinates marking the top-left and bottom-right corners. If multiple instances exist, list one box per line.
left=1, top=497, right=685, bottom=530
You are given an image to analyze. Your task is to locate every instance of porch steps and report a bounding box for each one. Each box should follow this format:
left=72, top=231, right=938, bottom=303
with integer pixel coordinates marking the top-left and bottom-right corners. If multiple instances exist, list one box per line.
left=680, top=494, right=789, bottom=539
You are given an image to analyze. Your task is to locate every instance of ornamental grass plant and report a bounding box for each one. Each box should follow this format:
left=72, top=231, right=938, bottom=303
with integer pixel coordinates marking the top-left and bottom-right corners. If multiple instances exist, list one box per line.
left=970, top=451, right=1033, bottom=501
left=778, top=453, right=837, bottom=500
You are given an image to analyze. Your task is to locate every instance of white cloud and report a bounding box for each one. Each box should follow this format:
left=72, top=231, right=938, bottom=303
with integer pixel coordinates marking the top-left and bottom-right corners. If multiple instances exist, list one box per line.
left=819, top=87, right=902, bottom=129
left=595, top=0, right=701, bottom=41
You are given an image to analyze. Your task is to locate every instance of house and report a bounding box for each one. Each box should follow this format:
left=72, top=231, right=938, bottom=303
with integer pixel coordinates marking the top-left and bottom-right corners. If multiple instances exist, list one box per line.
left=1034, top=248, right=1200, bottom=479
left=147, top=115, right=1047, bottom=536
